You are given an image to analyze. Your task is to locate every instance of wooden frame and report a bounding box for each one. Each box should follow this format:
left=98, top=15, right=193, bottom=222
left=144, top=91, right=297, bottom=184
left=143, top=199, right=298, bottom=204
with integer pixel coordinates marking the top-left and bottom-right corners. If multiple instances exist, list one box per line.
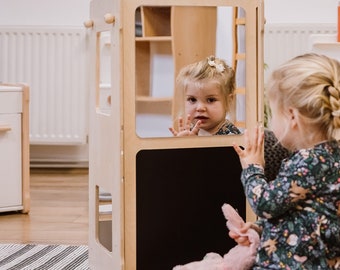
left=21, top=84, right=30, bottom=214
left=87, top=0, right=264, bottom=269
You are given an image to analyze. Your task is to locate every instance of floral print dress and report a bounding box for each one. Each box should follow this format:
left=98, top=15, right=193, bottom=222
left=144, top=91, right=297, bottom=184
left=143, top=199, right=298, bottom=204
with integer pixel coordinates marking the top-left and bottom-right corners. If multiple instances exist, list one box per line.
left=197, top=119, right=241, bottom=136
left=215, top=120, right=241, bottom=135
left=241, top=140, right=340, bottom=269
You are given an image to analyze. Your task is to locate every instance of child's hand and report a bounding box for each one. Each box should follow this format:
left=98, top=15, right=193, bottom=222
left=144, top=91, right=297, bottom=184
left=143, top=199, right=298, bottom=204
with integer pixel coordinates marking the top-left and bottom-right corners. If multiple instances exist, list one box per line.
left=169, top=114, right=201, bottom=136
left=233, top=126, right=265, bottom=169
left=228, top=222, right=255, bottom=246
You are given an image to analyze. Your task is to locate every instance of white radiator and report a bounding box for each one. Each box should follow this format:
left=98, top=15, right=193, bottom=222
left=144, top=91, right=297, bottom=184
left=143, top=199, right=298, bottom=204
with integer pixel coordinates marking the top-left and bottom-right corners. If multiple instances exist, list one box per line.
left=264, top=23, right=337, bottom=83
left=0, top=26, right=88, bottom=144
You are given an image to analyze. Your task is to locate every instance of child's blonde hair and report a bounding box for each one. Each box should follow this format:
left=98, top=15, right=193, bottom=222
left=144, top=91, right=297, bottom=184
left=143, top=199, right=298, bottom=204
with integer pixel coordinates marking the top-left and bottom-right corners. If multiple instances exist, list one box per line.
left=175, top=55, right=236, bottom=117
left=266, top=53, right=340, bottom=141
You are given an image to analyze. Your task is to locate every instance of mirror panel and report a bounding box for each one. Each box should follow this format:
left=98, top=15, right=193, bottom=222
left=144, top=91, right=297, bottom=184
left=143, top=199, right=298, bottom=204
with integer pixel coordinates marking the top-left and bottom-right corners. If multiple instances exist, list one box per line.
left=134, top=6, right=246, bottom=138
left=97, top=185, right=113, bottom=252
left=136, top=146, right=245, bottom=269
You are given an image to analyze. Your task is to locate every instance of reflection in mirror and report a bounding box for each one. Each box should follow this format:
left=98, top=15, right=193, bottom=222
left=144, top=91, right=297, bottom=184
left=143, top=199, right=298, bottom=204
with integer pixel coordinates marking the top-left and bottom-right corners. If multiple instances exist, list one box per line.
left=97, top=31, right=112, bottom=115
left=135, top=6, right=246, bottom=138
left=97, top=185, right=112, bottom=252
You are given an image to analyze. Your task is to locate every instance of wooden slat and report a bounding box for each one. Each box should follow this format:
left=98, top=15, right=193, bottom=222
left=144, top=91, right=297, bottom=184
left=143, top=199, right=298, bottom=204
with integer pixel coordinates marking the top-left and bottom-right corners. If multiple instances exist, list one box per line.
left=235, top=17, right=246, bottom=25
left=236, top=53, right=246, bottom=60
left=235, top=87, right=246, bottom=95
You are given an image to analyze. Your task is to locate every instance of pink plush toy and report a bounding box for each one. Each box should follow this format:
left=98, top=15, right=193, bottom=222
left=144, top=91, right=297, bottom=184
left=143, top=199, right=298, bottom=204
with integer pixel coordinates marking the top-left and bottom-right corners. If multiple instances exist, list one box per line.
left=173, top=204, right=260, bottom=270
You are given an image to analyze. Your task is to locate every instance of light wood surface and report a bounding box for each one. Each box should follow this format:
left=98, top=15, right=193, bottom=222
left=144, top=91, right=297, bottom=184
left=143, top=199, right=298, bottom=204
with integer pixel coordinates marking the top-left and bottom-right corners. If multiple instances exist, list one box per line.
left=22, top=84, right=30, bottom=213
left=0, top=168, right=88, bottom=245
left=88, top=1, right=264, bottom=269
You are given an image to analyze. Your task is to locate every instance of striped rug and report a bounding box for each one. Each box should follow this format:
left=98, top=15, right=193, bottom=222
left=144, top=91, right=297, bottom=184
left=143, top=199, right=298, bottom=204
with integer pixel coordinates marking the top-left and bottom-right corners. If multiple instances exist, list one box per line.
left=0, top=244, right=88, bottom=269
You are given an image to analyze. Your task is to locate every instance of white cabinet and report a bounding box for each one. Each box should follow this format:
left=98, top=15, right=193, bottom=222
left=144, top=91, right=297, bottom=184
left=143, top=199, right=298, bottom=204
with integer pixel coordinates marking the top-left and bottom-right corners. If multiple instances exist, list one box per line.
left=0, top=84, right=30, bottom=213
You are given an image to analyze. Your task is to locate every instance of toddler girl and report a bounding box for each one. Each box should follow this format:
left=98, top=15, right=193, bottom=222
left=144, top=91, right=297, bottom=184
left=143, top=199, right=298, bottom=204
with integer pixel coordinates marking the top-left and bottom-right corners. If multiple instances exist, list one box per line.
left=169, top=55, right=241, bottom=136
left=169, top=55, right=290, bottom=181
left=232, top=53, right=340, bottom=269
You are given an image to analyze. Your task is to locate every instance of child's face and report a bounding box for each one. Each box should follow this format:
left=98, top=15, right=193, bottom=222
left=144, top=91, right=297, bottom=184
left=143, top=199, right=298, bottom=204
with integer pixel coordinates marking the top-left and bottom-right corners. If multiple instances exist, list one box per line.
left=269, top=98, right=294, bottom=150
left=185, top=80, right=228, bottom=134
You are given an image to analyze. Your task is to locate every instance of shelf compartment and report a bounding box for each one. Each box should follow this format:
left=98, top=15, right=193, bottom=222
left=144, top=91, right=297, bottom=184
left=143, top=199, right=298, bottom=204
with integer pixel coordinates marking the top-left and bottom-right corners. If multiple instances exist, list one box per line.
left=140, top=6, right=171, bottom=37
left=135, top=36, right=172, bottom=42
left=136, top=96, right=172, bottom=115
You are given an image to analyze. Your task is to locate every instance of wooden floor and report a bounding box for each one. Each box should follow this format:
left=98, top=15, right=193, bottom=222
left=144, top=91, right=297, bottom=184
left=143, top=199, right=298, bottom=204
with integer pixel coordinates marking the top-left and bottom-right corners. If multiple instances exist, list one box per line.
left=0, top=168, right=89, bottom=245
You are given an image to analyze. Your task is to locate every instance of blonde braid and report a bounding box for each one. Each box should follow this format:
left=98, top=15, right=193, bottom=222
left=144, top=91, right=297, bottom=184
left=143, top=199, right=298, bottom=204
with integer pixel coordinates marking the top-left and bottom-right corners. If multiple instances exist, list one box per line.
left=328, top=85, right=340, bottom=128
left=267, top=53, right=340, bottom=141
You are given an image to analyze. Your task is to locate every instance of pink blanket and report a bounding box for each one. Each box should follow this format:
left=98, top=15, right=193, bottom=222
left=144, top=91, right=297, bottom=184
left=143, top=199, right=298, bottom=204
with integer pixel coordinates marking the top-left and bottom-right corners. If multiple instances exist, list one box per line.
left=173, top=204, right=260, bottom=270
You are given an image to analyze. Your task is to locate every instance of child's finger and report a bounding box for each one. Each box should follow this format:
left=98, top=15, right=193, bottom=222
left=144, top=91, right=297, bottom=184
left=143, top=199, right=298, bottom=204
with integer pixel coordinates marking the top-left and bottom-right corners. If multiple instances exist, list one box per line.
left=239, top=222, right=253, bottom=233
left=256, top=122, right=264, bottom=147
left=185, top=114, right=192, bottom=130
left=243, top=129, right=252, bottom=150
left=191, top=120, right=201, bottom=135
left=258, top=129, right=265, bottom=146
left=178, top=117, right=185, bottom=131
left=169, top=127, right=177, bottom=136
left=252, top=126, right=261, bottom=151
left=229, top=231, right=250, bottom=246
left=233, top=143, right=244, bottom=157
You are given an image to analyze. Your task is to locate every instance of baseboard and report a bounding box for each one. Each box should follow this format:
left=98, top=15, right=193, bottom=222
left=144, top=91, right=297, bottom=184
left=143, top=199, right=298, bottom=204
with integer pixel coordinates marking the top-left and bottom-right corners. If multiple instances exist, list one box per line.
left=30, top=144, right=89, bottom=168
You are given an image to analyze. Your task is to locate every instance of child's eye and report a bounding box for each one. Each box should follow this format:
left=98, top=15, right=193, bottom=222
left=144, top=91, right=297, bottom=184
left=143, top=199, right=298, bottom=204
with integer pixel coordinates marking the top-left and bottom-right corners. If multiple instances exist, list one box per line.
left=187, top=97, right=196, bottom=103
left=207, top=97, right=217, bottom=103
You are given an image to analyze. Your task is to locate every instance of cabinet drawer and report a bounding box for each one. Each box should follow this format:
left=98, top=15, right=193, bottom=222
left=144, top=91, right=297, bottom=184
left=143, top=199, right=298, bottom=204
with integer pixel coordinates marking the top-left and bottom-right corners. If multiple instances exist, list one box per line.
left=0, top=92, right=22, bottom=113
left=0, top=114, right=22, bottom=209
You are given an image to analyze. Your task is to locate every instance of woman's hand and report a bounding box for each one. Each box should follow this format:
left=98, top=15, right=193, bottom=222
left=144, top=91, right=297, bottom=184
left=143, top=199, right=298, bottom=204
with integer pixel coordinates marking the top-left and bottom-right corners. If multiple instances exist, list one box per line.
left=233, top=125, right=265, bottom=169
left=169, top=114, right=201, bottom=136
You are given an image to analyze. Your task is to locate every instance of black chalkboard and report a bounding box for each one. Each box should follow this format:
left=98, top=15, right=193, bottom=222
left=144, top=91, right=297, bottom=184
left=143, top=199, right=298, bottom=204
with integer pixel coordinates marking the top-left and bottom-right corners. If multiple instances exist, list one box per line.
left=136, top=146, right=245, bottom=270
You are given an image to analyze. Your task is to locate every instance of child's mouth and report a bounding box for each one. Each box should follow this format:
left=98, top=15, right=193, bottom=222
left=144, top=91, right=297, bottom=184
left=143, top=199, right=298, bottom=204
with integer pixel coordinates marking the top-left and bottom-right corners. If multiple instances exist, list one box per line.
left=195, top=116, right=208, bottom=120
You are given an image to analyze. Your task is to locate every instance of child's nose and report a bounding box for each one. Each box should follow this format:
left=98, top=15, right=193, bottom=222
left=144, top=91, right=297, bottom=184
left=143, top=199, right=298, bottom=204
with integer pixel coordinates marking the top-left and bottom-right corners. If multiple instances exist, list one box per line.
left=196, top=102, right=206, bottom=111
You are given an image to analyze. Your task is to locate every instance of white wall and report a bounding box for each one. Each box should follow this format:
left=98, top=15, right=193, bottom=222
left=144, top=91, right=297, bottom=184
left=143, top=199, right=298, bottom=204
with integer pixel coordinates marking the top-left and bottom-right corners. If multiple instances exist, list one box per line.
left=263, top=0, right=339, bottom=79
left=1, top=0, right=338, bottom=25
left=0, top=0, right=90, bottom=26
left=264, top=0, right=339, bottom=23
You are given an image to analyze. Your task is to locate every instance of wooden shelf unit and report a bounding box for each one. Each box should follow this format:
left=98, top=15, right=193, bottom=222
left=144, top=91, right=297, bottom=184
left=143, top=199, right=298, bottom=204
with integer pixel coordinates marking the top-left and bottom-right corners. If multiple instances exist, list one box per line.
left=135, top=6, right=217, bottom=115
left=87, top=1, right=264, bottom=269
